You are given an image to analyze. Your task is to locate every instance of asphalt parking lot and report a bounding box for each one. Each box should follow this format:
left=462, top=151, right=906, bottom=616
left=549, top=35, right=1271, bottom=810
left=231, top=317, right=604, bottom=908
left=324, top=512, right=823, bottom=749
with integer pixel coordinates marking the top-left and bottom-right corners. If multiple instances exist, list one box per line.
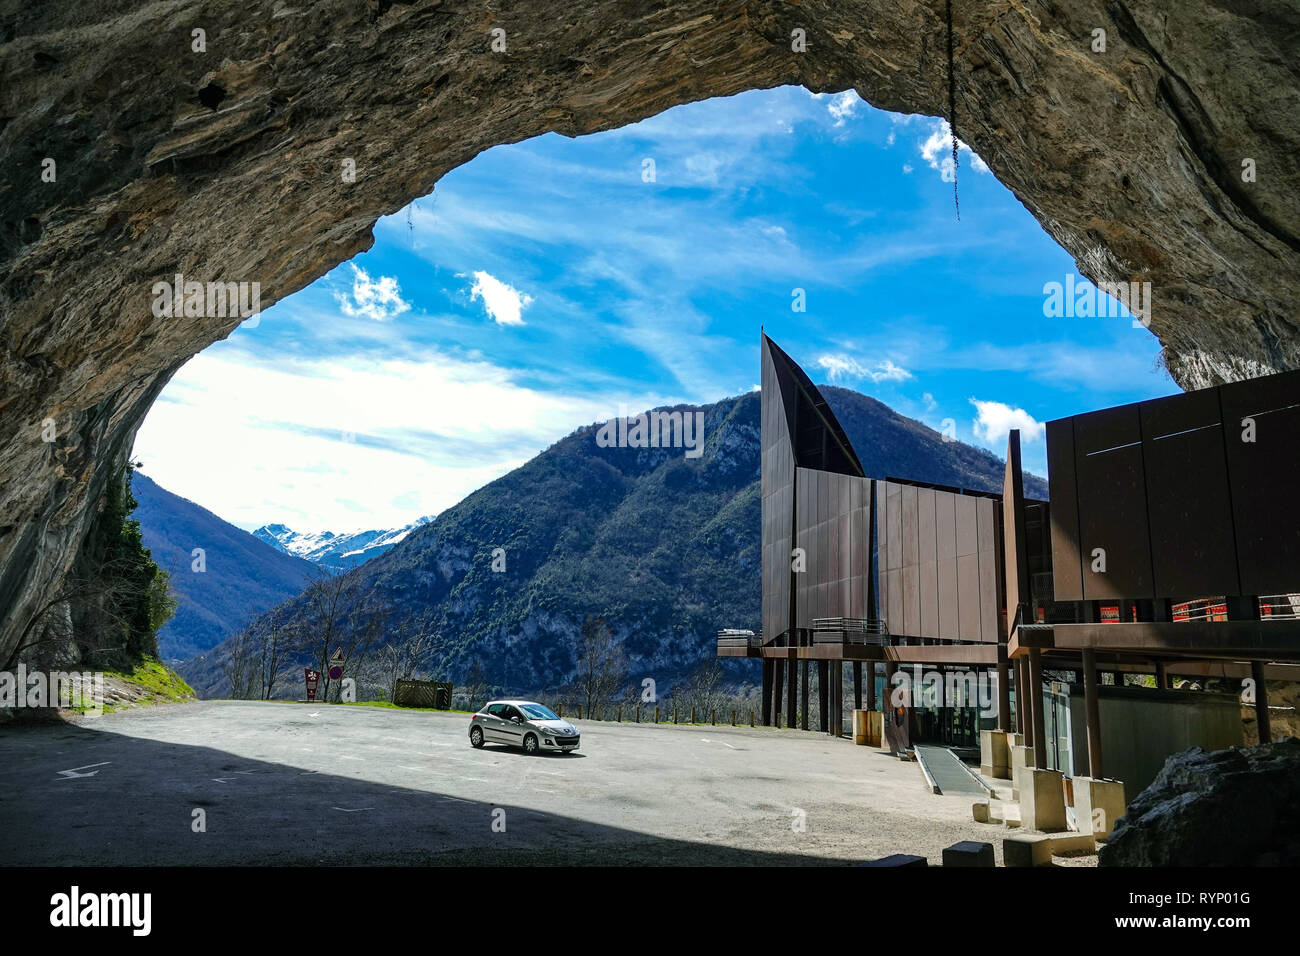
left=0, top=700, right=1016, bottom=865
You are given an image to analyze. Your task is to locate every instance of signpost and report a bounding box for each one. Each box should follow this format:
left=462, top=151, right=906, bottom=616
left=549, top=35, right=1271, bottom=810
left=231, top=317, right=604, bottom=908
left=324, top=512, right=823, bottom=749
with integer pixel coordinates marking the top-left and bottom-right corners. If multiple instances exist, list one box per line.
left=328, top=647, right=345, bottom=683
left=303, top=668, right=320, bottom=702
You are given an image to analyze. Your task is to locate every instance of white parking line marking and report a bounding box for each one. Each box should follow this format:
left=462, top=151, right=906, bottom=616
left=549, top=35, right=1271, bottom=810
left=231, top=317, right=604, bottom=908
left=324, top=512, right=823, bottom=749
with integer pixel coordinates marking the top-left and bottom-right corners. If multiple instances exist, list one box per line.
left=56, top=762, right=110, bottom=779
left=332, top=807, right=374, bottom=812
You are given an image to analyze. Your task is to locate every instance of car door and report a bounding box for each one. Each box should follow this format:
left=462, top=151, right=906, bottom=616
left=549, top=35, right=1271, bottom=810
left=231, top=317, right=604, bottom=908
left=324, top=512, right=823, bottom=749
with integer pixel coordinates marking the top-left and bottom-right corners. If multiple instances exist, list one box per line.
left=498, top=705, right=526, bottom=747
left=483, top=704, right=508, bottom=742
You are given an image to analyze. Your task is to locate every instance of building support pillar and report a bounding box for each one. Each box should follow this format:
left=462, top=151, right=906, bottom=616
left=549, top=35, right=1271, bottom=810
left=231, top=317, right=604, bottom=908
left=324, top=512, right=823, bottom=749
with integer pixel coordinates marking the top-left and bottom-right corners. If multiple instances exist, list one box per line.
left=1082, top=648, right=1103, bottom=779
left=817, top=661, right=829, bottom=731
left=760, top=660, right=773, bottom=727
left=1155, top=660, right=1168, bottom=690
left=772, top=659, right=784, bottom=728
left=800, top=660, right=810, bottom=730
left=1028, top=648, right=1047, bottom=769
left=786, top=656, right=798, bottom=730
left=830, top=661, right=842, bottom=736
left=1015, top=656, right=1028, bottom=740
left=1252, top=660, right=1272, bottom=744
left=853, top=661, right=862, bottom=712
left=866, top=662, right=877, bottom=711
left=997, top=661, right=1011, bottom=731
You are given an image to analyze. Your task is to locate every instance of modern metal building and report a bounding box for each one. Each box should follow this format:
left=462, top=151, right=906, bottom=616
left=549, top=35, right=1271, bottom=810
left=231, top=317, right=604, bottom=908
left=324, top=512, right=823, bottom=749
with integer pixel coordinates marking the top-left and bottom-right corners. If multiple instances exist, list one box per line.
left=723, top=334, right=1300, bottom=801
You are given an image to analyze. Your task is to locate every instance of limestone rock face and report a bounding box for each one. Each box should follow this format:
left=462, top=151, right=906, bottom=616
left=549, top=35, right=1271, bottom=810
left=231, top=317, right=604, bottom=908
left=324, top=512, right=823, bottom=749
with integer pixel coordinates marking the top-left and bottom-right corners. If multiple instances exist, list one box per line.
left=1100, top=739, right=1300, bottom=866
left=1, top=1, right=1298, bottom=661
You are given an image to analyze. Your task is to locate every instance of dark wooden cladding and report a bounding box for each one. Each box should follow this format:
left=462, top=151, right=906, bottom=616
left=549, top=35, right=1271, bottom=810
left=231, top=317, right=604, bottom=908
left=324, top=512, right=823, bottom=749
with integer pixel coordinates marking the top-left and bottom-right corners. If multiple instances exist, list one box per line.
left=1219, top=368, right=1300, bottom=595
left=1046, top=418, right=1084, bottom=600
left=875, top=479, right=1003, bottom=643
left=1072, top=403, right=1155, bottom=599
left=1139, top=389, right=1239, bottom=596
left=794, top=467, right=871, bottom=630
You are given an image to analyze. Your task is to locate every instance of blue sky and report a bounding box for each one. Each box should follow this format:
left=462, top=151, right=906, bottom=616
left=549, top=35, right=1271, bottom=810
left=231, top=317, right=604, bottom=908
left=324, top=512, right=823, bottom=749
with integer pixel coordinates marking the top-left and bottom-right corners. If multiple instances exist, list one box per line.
left=133, top=87, right=1172, bottom=532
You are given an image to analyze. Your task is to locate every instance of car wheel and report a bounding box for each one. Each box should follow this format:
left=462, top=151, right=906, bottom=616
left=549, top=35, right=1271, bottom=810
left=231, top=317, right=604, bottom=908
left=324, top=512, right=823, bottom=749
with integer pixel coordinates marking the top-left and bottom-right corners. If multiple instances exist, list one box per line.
left=469, top=726, right=484, bottom=748
left=523, top=733, right=539, bottom=754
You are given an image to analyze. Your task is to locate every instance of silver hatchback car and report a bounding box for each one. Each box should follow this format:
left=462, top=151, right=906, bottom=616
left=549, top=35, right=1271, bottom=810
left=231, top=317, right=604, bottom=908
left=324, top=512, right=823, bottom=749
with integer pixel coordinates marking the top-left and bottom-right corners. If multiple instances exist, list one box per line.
left=468, top=700, right=580, bottom=754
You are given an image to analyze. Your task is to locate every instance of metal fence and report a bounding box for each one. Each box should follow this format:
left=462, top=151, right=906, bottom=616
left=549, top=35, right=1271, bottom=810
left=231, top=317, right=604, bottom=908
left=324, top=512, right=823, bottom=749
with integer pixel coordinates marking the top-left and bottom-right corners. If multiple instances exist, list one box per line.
left=392, top=679, right=453, bottom=709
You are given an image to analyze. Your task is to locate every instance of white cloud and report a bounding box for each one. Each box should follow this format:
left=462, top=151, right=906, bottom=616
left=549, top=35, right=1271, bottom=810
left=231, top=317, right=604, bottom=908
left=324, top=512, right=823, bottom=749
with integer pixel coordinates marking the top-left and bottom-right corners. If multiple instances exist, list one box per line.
left=684, top=151, right=727, bottom=185
left=468, top=270, right=533, bottom=326
left=133, top=348, right=659, bottom=531
left=970, top=398, right=1045, bottom=447
left=816, top=354, right=912, bottom=384
left=827, top=90, right=862, bottom=127
left=334, top=264, right=410, bottom=321
left=919, top=119, right=991, bottom=179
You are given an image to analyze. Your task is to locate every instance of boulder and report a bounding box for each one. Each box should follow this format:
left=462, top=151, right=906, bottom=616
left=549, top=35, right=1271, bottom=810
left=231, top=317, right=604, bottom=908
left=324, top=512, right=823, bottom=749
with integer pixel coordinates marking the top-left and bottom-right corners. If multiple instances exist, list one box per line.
left=1100, top=738, right=1300, bottom=866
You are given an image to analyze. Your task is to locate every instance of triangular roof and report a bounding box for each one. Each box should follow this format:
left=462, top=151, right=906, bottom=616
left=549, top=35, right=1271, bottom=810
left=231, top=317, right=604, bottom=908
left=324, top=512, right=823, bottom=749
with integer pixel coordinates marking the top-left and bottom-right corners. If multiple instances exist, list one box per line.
left=761, top=334, right=866, bottom=478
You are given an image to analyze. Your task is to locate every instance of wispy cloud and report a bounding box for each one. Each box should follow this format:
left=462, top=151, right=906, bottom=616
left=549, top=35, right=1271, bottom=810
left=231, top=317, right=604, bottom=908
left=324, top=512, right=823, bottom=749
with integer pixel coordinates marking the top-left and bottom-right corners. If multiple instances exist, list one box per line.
left=334, top=264, right=410, bottom=321
left=816, top=354, right=912, bottom=384
left=827, top=90, right=862, bottom=127
left=918, top=118, right=991, bottom=178
left=468, top=270, right=533, bottom=326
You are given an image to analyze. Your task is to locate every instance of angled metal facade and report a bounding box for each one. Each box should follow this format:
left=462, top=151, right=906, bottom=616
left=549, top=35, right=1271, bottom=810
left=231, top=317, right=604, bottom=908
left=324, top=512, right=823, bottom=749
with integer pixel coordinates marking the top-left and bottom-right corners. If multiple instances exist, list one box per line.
left=1046, top=367, right=1300, bottom=602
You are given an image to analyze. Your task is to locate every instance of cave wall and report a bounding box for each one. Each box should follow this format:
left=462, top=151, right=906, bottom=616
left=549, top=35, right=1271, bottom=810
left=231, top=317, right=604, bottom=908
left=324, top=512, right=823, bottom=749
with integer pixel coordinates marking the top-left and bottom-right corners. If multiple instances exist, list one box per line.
left=1, top=0, right=1297, bottom=663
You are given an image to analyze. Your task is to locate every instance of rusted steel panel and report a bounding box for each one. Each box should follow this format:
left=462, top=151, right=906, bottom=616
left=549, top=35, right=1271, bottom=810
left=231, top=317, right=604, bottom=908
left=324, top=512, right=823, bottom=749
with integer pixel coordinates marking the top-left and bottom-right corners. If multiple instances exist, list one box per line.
left=886, top=481, right=902, bottom=572
left=1220, top=369, right=1300, bottom=594
left=938, top=557, right=959, bottom=636
left=978, top=498, right=999, bottom=643
left=1073, top=403, right=1154, bottom=600
left=1046, top=418, right=1083, bottom=601
left=1140, top=389, right=1240, bottom=596
left=918, top=488, right=939, bottom=639
left=957, top=552, right=981, bottom=640
left=955, top=493, right=978, bottom=557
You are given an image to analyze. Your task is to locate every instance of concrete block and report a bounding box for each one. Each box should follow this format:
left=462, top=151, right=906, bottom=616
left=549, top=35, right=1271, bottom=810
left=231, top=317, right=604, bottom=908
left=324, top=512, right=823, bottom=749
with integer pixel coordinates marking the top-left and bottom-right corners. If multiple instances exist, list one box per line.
left=943, top=841, right=995, bottom=867
left=1004, top=832, right=1096, bottom=867
left=980, top=729, right=1012, bottom=779
left=853, top=709, right=882, bottom=746
left=1073, top=776, right=1126, bottom=840
left=858, top=853, right=928, bottom=867
left=1010, top=744, right=1031, bottom=794
left=1019, top=767, right=1068, bottom=832
left=973, top=801, right=989, bottom=823
left=1003, top=834, right=1049, bottom=867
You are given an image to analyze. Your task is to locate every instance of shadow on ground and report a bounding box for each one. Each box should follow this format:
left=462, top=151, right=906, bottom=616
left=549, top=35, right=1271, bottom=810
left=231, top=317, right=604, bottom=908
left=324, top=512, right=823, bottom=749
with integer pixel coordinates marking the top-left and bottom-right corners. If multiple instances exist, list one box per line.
left=0, top=716, right=855, bottom=866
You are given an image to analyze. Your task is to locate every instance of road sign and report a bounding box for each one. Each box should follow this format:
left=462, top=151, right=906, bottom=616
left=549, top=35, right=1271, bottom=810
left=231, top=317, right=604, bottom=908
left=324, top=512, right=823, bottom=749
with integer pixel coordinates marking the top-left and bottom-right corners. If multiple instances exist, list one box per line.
left=330, top=647, right=345, bottom=663
left=304, top=668, right=321, bottom=701
left=328, top=665, right=343, bottom=681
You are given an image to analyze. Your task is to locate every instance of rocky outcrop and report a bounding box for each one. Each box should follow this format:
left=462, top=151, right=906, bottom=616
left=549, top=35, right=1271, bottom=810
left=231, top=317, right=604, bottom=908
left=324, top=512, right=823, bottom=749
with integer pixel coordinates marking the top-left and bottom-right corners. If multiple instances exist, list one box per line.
left=1, top=1, right=1298, bottom=663
left=1100, top=739, right=1300, bottom=866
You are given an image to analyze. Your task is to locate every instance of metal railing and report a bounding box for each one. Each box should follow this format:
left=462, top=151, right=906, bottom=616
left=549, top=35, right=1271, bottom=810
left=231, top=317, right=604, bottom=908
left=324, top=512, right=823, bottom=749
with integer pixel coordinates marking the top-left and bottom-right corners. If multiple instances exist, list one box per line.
left=811, top=617, right=888, bottom=645
left=716, top=628, right=762, bottom=649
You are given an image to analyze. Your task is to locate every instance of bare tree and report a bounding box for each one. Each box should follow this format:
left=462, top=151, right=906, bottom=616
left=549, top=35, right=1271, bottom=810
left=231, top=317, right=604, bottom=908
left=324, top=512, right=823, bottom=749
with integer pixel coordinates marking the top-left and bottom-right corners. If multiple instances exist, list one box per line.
left=374, top=608, right=450, bottom=699
left=676, top=658, right=729, bottom=719
left=290, top=571, right=390, bottom=702
left=462, top=658, right=490, bottom=711
left=577, top=615, right=628, bottom=715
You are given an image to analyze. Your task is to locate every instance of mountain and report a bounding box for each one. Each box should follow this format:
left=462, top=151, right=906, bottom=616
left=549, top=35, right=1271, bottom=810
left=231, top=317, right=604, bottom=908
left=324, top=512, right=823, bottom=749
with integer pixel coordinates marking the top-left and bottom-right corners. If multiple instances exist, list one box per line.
left=131, top=472, right=320, bottom=661
left=252, top=517, right=434, bottom=571
left=180, top=387, right=1046, bottom=696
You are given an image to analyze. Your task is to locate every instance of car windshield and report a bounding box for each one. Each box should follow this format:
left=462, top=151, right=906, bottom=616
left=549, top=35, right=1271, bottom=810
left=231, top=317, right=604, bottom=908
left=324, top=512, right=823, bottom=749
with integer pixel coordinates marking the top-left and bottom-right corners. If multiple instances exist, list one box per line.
left=520, top=704, right=559, bottom=720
